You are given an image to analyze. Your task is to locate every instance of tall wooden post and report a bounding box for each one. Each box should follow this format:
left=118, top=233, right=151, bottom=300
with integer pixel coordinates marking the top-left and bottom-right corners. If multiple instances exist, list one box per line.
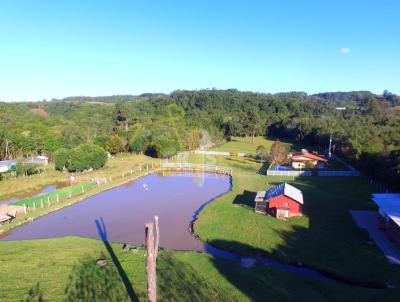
left=145, top=216, right=159, bottom=302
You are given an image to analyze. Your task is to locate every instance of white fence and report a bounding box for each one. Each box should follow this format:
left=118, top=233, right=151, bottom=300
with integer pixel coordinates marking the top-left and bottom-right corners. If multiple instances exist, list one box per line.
left=266, top=170, right=312, bottom=177
left=161, top=162, right=232, bottom=175
left=179, top=150, right=247, bottom=157
left=318, top=170, right=361, bottom=177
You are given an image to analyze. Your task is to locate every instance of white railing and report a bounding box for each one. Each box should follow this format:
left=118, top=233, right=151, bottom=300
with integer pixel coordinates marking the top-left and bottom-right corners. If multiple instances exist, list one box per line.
left=318, top=170, right=361, bottom=177
left=161, top=162, right=232, bottom=175
left=266, top=170, right=312, bottom=177
left=178, top=150, right=247, bottom=157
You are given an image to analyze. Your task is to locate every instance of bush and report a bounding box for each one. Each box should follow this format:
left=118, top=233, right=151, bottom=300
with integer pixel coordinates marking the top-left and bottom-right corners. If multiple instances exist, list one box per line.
left=94, top=134, right=111, bottom=149
left=68, top=144, right=107, bottom=172
left=54, top=144, right=107, bottom=172
left=54, top=148, right=69, bottom=171
left=146, top=135, right=181, bottom=158
left=15, top=163, right=41, bottom=176
left=106, top=135, right=125, bottom=155
left=129, top=135, right=149, bottom=153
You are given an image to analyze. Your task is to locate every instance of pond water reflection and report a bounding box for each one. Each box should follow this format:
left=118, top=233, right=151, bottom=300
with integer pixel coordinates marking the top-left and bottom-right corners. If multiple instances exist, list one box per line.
left=1, top=173, right=231, bottom=251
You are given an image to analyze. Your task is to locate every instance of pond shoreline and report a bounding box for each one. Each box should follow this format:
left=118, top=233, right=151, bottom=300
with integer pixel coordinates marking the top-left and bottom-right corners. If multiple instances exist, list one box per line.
left=1, top=168, right=389, bottom=289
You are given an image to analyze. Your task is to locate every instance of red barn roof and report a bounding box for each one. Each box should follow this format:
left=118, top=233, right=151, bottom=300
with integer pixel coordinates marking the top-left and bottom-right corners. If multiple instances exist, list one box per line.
left=264, top=183, right=303, bottom=204
left=291, top=151, right=327, bottom=162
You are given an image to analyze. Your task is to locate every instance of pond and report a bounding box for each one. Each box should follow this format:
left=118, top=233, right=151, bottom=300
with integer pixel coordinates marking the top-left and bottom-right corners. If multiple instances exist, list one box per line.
left=1, top=173, right=231, bottom=251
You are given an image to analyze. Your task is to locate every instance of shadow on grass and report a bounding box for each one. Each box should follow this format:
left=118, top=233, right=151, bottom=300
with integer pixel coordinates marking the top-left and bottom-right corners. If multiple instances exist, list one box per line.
left=205, top=177, right=396, bottom=293
left=157, top=251, right=228, bottom=301
left=95, top=218, right=139, bottom=302
left=233, top=190, right=257, bottom=208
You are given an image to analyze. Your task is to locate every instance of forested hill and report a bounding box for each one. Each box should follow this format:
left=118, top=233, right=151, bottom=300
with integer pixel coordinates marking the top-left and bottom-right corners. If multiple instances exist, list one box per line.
left=0, top=89, right=399, bottom=189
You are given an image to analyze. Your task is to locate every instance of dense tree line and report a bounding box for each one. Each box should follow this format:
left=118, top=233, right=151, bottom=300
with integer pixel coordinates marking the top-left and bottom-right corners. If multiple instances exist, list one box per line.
left=0, top=89, right=399, bottom=188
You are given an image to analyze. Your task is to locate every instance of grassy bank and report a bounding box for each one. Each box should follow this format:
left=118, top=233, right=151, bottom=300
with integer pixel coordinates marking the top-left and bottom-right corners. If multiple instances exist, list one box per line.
left=0, top=159, right=160, bottom=233
left=1, top=237, right=399, bottom=302
left=181, top=138, right=400, bottom=286
left=211, top=136, right=288, bottom=154
left=0, top=154, right=156, bottom=201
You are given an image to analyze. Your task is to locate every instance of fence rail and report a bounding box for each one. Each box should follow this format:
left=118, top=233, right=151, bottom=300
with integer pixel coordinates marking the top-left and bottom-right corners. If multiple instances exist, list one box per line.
left=266, top=170, right=312, bottom=177
left=161, top=162, right=232, bottom=175
left=318, top=171, right=361, bottom=177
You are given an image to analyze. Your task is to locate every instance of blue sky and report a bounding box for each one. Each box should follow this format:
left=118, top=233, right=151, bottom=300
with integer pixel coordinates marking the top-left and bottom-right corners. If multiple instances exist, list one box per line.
left=0, top=0, right=399, bottom=101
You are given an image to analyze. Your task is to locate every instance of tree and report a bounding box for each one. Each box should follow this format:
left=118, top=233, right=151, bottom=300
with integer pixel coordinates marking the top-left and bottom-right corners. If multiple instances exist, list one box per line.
left=146, top=135, right=181, bottom=158
left=187, top=129, right=201, bottom=150
left=66, top=144, right=107, bottom=172
left=106, top=135, right=125, bottom=155
left=93, top=134, right=111, bottom=149
left=129, top=135, right=149, bottom=153
left=54, top=148, right=69, bottom=171
left=268, top=140, right=288, bottom=165
left=256, top=145, right=268, bottom=161
left=242, top=110, right=262, bottom=143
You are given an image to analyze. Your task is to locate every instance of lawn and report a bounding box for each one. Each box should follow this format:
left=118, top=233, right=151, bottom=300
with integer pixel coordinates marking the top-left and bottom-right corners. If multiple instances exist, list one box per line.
left=1, top=237, right=398, bottom=302
left=179, top=151, right=400, bottom=286
left=211, top=136, right=293, bottom=155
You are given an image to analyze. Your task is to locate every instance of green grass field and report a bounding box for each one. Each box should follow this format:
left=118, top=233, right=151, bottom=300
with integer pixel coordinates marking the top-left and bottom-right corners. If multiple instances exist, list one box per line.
left=12, top=181, right=95, bottom=207
left=211, top=136, right=293, bottom=155
left=2, top=137, right=400, bottom=301
left=181, top=138, right=400, bottom=286
left=1, top=237, right=399, bottom=302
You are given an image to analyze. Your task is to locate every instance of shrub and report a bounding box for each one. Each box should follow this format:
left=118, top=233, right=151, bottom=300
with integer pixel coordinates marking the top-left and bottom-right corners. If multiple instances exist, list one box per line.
left=146, top=135, right=181, bottom=158
left=106, top=135, right=125, bottom=155
left=67, top=144, right=107, bottom=172
left=94, top=134, right=111, bottom=149
left=54, top=148, right=69, bottom=171
left=15, top=163, right=41, bottom=176
left=129, top=135, right=149, bottom=153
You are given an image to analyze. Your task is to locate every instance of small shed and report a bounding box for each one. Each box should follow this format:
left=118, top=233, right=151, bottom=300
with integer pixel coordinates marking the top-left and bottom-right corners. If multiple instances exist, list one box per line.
left=255, top=183, right=303, bottom=219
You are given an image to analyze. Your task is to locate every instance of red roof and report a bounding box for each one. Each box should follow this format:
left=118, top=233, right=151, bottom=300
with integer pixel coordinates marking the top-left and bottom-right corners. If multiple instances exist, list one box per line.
left=291, top=152, right=327, bottom=162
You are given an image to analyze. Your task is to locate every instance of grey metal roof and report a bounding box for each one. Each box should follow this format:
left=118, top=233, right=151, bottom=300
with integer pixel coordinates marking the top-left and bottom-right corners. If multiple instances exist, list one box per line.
left=264, top=183, right=303, bottom=204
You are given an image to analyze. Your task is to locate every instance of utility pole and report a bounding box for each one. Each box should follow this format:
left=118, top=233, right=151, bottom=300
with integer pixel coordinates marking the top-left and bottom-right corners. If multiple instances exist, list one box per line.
left=328, top=132, right=333, bottom=159
left=145, top=216, right=159, bottom=302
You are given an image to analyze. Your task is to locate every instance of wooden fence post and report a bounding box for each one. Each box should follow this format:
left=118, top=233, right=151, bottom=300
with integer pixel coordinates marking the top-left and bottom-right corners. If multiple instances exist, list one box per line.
left=145, top=216, right=159, bottom=302
left=33, top=202, right=36, bottom=211
left=23, top=204, right=27, bottom=215
left=81, top=185, right=84, bottom=194
left=41, top=199, right=44, bottom=208
left=56, top=194, right=59, bottom=203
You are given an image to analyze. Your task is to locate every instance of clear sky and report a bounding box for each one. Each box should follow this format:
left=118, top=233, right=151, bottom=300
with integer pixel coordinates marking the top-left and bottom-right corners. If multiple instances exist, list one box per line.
left=0, top=0, right=399, bottom=101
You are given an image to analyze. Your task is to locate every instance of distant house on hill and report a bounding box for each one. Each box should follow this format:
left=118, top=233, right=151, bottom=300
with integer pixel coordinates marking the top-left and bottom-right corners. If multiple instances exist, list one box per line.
left=0, top=156, right=49, bottom=173
left=24, top=155, right=49, bottom=165
left=289, top=150, right=327, bottom=169
left=255, top=183, right=303, bottom=219
left=0, top=160, right=17, bottom=173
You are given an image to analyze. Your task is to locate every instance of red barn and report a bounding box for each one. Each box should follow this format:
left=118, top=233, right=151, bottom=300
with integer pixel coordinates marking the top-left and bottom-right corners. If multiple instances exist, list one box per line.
left=255, top=183, right=303, bottom=219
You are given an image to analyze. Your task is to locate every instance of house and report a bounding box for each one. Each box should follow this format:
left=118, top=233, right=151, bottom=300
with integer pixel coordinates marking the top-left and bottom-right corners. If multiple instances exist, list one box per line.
left=371, top=193, right=400, bottom=247
left=289, top=150, right=327, bottom=169
left=255, top=183, right=303, bottom=219
left=24, top=155, right=49, bottom=165
left=0, top=160, right=17, bottom=173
